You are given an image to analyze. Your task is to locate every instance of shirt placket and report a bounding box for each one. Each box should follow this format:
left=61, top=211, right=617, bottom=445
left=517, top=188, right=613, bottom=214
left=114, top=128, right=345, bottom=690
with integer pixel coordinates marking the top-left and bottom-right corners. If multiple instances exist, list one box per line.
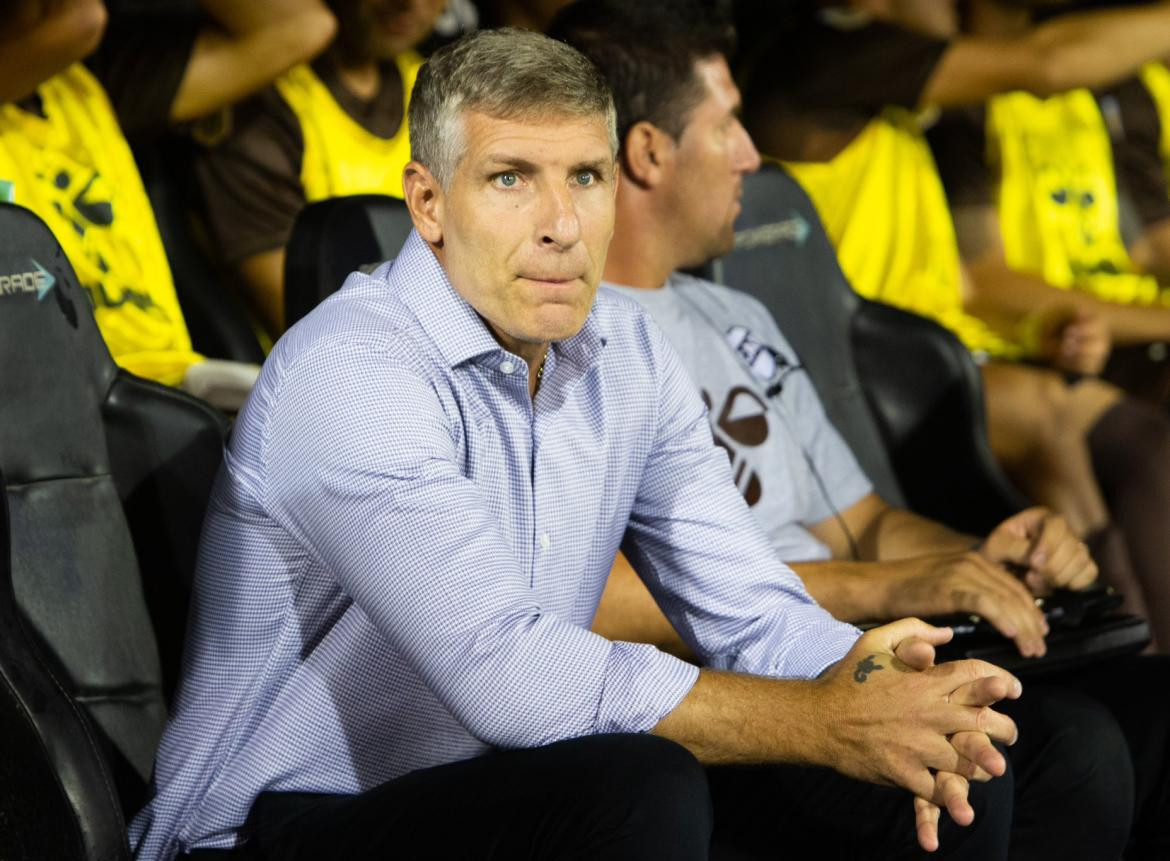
left=530, top=349, right=560, bottom=590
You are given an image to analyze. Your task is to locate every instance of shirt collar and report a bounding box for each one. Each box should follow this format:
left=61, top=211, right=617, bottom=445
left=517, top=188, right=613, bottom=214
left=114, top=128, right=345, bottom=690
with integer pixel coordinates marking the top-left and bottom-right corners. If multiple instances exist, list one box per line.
left=390, top=230, right=502, bottom=368
left=389, top=229, right=608, bottom=371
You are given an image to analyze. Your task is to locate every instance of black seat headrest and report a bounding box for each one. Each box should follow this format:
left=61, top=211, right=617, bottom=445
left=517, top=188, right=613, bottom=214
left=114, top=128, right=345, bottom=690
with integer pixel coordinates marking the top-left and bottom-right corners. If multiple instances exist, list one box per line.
left=284, top=194, right=415, bottom=327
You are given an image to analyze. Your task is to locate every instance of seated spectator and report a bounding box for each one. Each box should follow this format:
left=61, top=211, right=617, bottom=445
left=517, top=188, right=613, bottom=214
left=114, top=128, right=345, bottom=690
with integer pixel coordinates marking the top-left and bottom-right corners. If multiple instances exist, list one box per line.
left=0, top=0, right=335, bottom=406
left=195, top=0, right=445, bottom=338
left=552, top=3, right=1170, bottom=856
left=132, top=27, right=1022, bottom=861
left=743, top=0, right=1170, bottom=651
left=552, top=2, right=1170, bottom=855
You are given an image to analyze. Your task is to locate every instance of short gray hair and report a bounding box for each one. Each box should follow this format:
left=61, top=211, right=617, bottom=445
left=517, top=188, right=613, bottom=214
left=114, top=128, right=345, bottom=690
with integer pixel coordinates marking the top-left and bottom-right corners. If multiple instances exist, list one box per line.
left=409, top=27, right=618, bottom=188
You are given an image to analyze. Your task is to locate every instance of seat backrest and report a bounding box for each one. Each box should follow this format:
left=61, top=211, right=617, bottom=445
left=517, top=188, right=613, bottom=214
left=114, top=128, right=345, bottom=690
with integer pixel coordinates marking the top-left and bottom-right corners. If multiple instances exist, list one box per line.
left=0, top=467, right=128, bottom=860
left=712, top=165, right=1028, bottom=534
left=284, top=194, right=414, bottom=327
left=852, top=301, right=1028, bottom=535
left=0, top=204, right=227, bottom=851
left=710, top=164, right=906, bottom=505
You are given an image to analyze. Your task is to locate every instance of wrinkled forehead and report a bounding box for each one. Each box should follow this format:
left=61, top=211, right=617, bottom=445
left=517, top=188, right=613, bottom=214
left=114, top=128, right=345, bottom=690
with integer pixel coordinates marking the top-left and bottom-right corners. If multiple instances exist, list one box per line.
left=452, top=104, right=619, bottom=165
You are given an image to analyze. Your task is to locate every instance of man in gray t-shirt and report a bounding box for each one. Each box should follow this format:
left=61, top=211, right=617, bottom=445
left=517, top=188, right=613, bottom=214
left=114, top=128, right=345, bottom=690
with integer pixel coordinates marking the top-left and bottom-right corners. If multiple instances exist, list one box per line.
left=606, top=273, right=871, bottom=564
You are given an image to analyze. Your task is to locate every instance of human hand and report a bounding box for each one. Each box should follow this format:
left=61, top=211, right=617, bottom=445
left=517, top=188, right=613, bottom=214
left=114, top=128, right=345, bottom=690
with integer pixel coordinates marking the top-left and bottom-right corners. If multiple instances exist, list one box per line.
left=981, top=507, right=1098, bottom=596
left=1039, top=308, right=1111, bottom=375
left=815, top=619, right=1021, bottom=850
left=885, top=551, right=1049, bottom=657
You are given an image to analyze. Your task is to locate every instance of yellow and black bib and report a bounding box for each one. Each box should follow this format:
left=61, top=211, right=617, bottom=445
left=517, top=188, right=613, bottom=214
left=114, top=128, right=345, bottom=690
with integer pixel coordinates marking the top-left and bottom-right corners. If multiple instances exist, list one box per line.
left=783, top=108, right=1021, bottom=359
left=0, top=64, right=201, bottom=385
left=275, top=52, right=423, bottom=202
left=987, top=88, right=1161, bottom=306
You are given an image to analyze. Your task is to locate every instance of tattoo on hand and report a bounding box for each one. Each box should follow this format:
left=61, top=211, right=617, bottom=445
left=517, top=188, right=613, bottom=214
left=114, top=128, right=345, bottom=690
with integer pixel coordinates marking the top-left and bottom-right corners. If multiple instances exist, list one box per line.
left=853, top=654, right=884, bottom=683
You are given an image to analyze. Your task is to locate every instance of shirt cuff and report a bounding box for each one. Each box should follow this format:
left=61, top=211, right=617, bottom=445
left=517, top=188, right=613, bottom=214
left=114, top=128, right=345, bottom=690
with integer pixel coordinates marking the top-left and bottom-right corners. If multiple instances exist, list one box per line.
left=731, top=606, right=860, bottom=681
left=594, top=641, right=700, bottom=735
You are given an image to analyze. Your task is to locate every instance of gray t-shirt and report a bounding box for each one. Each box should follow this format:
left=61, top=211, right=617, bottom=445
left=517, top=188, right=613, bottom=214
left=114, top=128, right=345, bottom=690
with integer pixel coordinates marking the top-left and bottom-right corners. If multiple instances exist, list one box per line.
left=606, top=273, right=872, bottom=562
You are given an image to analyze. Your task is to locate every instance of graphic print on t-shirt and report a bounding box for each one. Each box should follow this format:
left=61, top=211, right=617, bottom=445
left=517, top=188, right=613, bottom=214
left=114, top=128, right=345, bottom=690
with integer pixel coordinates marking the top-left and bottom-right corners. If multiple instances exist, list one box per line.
left=703, top=385, right=766, bottom=506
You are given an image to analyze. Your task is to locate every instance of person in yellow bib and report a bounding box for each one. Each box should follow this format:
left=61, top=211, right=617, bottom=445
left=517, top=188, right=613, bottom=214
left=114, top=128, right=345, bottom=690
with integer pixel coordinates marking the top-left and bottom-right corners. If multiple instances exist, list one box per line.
left=1121, top=60, right=1170, bottom=289
left=740, top=0, right=1170, bottom=653
left=0, top=0, right=336, bottom=404
left=195, top=0, right=446, bottom=339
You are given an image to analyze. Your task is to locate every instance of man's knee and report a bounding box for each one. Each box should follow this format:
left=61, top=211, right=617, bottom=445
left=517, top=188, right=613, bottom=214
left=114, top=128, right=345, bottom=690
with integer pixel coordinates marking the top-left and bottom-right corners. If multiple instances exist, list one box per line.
left=1006, top=687, right=1134, bottom=859
left=568, top=734, right=712, bottom=856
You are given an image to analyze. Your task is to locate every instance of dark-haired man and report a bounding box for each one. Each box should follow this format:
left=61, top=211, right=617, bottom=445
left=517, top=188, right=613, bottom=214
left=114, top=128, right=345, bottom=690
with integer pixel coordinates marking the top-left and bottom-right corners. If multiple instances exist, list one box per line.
left=553, top=0, right=1170, bottom=857
left=134, top=25, right=1022, bottom=861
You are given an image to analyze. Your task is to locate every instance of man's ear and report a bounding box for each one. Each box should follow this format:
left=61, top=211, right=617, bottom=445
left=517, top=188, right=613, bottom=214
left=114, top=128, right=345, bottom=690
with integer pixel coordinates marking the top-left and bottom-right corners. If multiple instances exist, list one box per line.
left=622, top=120, right=673, bottom=188
left=403, top=161, right=444, bottom=245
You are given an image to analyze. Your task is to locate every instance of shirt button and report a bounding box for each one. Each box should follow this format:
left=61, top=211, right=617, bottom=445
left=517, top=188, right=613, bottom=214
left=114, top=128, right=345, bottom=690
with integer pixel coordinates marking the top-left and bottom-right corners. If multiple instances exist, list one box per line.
left=539, top=532, right=551, bottom=550
left=500, top=360, right=516, bottom=375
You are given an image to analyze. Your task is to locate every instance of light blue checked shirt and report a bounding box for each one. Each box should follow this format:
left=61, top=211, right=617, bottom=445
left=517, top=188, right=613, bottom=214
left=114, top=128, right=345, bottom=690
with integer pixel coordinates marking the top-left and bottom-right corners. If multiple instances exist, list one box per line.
left=130, top=230, right=860, bottom=858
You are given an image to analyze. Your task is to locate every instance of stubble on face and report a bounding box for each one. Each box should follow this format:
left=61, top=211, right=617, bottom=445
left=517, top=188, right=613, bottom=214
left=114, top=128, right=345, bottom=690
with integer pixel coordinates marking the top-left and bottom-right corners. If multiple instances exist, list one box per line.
left=665, top=56, right=761, bottom=271
left=430, top=110, right=618, bottom=359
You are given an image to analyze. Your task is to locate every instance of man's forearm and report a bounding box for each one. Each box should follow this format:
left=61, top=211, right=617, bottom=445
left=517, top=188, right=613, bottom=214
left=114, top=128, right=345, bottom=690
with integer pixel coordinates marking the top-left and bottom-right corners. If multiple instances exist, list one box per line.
left=1026, top=1, right=1170, bottom=95
left=853, top=505, right=978, bottom=562
left=0, top=0, right=107, bottom=103
left=652, top=667, right=826, bottom=765
left=169, top=0, right=336, bottom=122
left=926, top=1, right=1170, bottom=108
left=966, top=257, right=1170, bottom=345
left=794, top=552, right=962, bottom=624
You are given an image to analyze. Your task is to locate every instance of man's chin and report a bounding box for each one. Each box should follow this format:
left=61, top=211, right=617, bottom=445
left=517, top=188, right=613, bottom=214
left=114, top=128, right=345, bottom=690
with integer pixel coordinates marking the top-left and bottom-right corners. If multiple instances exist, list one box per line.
left=517, top=307, right=593, bottom=345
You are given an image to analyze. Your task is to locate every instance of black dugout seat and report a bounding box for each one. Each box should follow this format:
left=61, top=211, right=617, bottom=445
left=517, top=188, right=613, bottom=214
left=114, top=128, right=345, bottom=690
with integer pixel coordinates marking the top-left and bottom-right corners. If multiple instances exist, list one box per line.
left=0, top=204, right=228, bottom=857
left=284, top=194, right=415, bottom=327
left=711, top=164, right=1027, bottom=535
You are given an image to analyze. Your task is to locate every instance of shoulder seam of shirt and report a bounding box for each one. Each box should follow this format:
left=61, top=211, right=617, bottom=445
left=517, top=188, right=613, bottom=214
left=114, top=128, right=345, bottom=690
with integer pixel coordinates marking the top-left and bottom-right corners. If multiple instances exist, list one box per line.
left=257, top=328, right=445, bottom=516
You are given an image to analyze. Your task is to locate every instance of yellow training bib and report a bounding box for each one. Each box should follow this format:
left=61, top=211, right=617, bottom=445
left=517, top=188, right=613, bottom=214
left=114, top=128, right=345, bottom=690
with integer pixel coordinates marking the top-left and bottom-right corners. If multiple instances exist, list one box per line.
left=276, top=52, right=422, bottom=202
left=783, top=109, right=1020, bottom=359
left=0, top=64, right=201, bottom=385
left=988, top=88, right=1162, bottom=306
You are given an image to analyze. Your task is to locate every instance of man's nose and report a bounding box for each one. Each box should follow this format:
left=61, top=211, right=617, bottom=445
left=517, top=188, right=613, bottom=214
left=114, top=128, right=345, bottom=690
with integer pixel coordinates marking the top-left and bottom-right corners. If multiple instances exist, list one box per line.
left=734, top=120, right=762, bottom=174
left=538, top=183, right=582, bottom=249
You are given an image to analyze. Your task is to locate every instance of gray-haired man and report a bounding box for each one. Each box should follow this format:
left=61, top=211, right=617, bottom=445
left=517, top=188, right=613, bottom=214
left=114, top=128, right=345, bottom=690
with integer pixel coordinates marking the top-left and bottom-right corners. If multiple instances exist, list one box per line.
left=131, top=27, right=1018, bottom=860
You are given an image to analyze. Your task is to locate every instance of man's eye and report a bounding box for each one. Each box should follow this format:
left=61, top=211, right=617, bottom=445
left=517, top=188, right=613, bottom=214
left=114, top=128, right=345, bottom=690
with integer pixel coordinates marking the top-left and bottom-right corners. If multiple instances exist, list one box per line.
left=495, top=172, right=519, bottom=188
left=575, top=171, right=596, bottom=186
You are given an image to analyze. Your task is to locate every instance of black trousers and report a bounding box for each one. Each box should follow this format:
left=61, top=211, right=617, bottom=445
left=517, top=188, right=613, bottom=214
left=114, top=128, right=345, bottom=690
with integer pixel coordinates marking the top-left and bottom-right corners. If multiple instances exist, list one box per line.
left=1048, top=655, right=1170, bottom=860
left=182, top=732, right=1010, bottom=861
left=181, top=658, right=1170, bottom=861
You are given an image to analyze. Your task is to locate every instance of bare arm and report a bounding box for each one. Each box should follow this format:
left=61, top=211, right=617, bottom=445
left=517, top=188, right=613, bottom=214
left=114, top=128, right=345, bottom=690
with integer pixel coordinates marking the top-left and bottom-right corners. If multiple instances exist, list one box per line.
left=805, top=496, right=1094, bottom=655
left=236, top=248, right=286, bottom=339
left=169, top=0, right=337, bottom=122
left=808, top=492, right=974, bottom=562
left=923, top=1, right=1170, bottom=109
left=955, top=204, right=1170, bottom=347
left=0, top=0, right=107, bottom=102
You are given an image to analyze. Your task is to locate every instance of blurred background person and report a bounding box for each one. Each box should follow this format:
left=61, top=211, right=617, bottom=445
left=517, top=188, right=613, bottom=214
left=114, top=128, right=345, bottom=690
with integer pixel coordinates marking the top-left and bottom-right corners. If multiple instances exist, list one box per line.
left=740, top=0, right=1170, bottom=651
left=194, top=0, right=446, bottom=339
left=0, top=0, right=336, bottom=408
